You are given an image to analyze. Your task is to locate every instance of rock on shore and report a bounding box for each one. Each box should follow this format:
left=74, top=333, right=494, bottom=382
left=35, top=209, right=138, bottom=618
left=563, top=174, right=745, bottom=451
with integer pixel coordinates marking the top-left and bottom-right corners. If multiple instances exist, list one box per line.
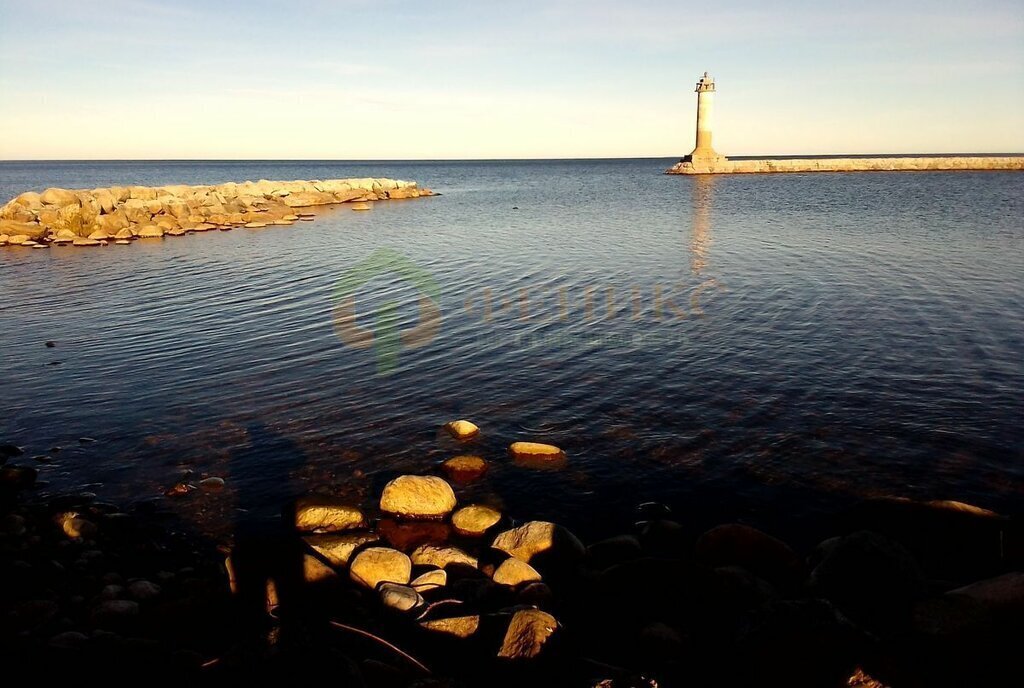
left=0, top=178, right=435, bottom=248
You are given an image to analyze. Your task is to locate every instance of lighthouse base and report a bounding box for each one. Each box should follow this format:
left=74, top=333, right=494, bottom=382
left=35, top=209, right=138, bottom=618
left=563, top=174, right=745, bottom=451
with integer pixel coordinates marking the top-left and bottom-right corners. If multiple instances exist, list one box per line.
left=670, top=150, right=729, bottom=174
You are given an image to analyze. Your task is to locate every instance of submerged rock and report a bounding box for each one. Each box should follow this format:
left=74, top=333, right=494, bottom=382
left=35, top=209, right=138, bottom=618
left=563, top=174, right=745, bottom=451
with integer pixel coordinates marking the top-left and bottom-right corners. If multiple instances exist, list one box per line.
left=441, top=455, right=488, bottom=483
left=444, top=419, right=480, bottom=440
left=380, top=475, right=457, bottom=519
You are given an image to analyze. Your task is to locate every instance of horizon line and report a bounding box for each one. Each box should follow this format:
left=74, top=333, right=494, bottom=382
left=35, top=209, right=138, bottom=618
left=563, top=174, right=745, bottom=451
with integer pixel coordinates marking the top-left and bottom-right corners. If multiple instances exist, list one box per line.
left=2, top=152, right=1023, bottom=164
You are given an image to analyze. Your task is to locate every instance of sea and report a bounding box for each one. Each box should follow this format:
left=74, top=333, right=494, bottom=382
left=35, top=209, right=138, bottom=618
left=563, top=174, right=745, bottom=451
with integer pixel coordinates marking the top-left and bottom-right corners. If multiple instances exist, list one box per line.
left=1, top=159, right=1021, bottom=546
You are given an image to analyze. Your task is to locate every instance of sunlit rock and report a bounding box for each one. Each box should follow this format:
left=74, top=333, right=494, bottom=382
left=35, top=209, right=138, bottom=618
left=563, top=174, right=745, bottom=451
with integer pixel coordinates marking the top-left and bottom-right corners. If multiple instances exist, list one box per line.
left=491, top=521, right=585, bottom=569
left=349, top=546, right=412, bottom=589
left=137, top=225, right=164, bottom=239
left=411, top=544, right=478, bottom=570
left=303, top=531, right=378, bottom=567
left=452, top=504, right=501, bottom=537
left=411, top=568, right=447, bottom=592
left=444, top=419, right=480, bottom=440
left=497, top=609, right=559, bottom=659
left=493, top=557, right=542, bottom=586
left=294, top=497, right=365, bottom=533
left=509, top=441, right=565, bottom=467
left=420, top=614, right=480, bottom=638
left=380, top=475, right=457, bottom=519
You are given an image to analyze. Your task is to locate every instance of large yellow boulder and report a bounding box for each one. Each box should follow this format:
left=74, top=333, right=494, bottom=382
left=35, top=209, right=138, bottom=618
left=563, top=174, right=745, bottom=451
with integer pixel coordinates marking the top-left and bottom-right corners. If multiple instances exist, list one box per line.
left=380, top=475, right=457, bottom=519
left=349, top=546, right=412, bottom=589
left=40, top=188, right=80, bottom=207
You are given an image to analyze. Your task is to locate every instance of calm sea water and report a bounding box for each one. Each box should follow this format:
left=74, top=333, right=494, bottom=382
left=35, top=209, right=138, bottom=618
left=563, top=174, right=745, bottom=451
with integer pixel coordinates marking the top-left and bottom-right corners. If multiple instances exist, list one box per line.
left=1, top=160, right=1022, bottom=544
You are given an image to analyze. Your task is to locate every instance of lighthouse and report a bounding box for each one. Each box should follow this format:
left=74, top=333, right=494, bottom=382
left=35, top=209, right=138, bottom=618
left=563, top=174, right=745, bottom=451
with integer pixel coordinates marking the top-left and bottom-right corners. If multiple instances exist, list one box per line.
left=680, top=72, right=728, bottom=172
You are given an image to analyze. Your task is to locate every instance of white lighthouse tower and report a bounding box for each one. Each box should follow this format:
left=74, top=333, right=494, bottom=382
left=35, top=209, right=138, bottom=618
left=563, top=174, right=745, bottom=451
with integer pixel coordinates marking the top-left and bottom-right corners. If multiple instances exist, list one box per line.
left=680, top=72, right=728, bottom=172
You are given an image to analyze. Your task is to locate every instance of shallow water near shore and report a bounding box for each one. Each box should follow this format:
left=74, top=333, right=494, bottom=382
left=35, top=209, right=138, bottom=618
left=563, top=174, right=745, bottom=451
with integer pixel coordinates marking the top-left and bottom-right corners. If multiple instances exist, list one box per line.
left=1, top=159, right=1022, bottom=545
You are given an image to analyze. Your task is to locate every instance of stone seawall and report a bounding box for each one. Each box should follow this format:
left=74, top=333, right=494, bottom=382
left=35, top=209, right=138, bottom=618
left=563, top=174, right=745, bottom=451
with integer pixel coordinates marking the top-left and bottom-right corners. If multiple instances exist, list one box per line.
left=666, top=156, right=1024, bottom=175
left=0, top=178, right=434, bottom=249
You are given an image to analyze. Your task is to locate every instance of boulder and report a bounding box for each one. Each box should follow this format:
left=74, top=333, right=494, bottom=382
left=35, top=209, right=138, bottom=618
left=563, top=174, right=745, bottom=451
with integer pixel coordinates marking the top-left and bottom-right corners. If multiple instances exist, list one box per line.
left=493, top=557, right=543, bottom=586
left=587, top=534, right=644, bottom=569
left=380, top=475, right=457, bottom=519
left=40, top=187, right=80, bottom=207
left=498, top=609, right=559, bottom=659
left=452, top=505, right=502, bottom=537
left=491, top=521, right=585, bottom=570
left=810, top=530, right=927, bottom=629
left=949, top=572, right=1024, bottom=620
left=410, top=544, right=478, bottom=570
left=441, top=455, right=487, bottom=483
left=444, top=419, right=479, bottom=440
left=349, top=546, right=412, bottom=589
left=72, top=238, right=101, bottom=247
left=695, top=523, right=802, bottom=588
left=294, top=497, right=365, bottom=533
left=137, top=225, right=164, bottom=238
left=0, top=220, right=46, bottom=239
left=304, top=531, right=378, bottom=567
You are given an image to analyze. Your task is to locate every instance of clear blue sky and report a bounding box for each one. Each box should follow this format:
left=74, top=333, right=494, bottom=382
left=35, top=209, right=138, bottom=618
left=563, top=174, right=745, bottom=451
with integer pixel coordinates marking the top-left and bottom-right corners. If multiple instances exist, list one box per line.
left=1, top=0, right=1021, bottom=159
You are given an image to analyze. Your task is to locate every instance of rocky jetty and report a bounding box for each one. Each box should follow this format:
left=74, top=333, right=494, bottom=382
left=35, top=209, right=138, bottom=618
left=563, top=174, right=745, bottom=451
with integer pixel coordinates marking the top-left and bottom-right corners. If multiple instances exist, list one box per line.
left=0, top=178, right=434, bottom=249
left=2, top=421, right=1020, bottom=686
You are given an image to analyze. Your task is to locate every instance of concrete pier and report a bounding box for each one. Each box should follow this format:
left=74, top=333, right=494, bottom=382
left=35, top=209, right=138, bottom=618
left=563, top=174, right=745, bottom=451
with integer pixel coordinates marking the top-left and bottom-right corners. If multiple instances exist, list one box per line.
left=667, top=156, right=1024, bottom=174
left=667, top=73, right=1024, bottom=175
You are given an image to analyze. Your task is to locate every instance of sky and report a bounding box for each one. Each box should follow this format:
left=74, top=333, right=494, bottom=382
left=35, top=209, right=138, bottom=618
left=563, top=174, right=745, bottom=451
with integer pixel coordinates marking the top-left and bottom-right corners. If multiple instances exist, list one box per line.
left=0, top=0, right=1022, bottom=159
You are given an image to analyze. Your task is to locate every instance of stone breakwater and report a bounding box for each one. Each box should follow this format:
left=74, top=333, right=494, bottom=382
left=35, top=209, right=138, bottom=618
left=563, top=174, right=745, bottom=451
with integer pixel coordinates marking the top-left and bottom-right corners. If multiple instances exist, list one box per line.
left=0, top=178, right=435, bottom=248
left=666, top=155, right=1024, bottom=175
